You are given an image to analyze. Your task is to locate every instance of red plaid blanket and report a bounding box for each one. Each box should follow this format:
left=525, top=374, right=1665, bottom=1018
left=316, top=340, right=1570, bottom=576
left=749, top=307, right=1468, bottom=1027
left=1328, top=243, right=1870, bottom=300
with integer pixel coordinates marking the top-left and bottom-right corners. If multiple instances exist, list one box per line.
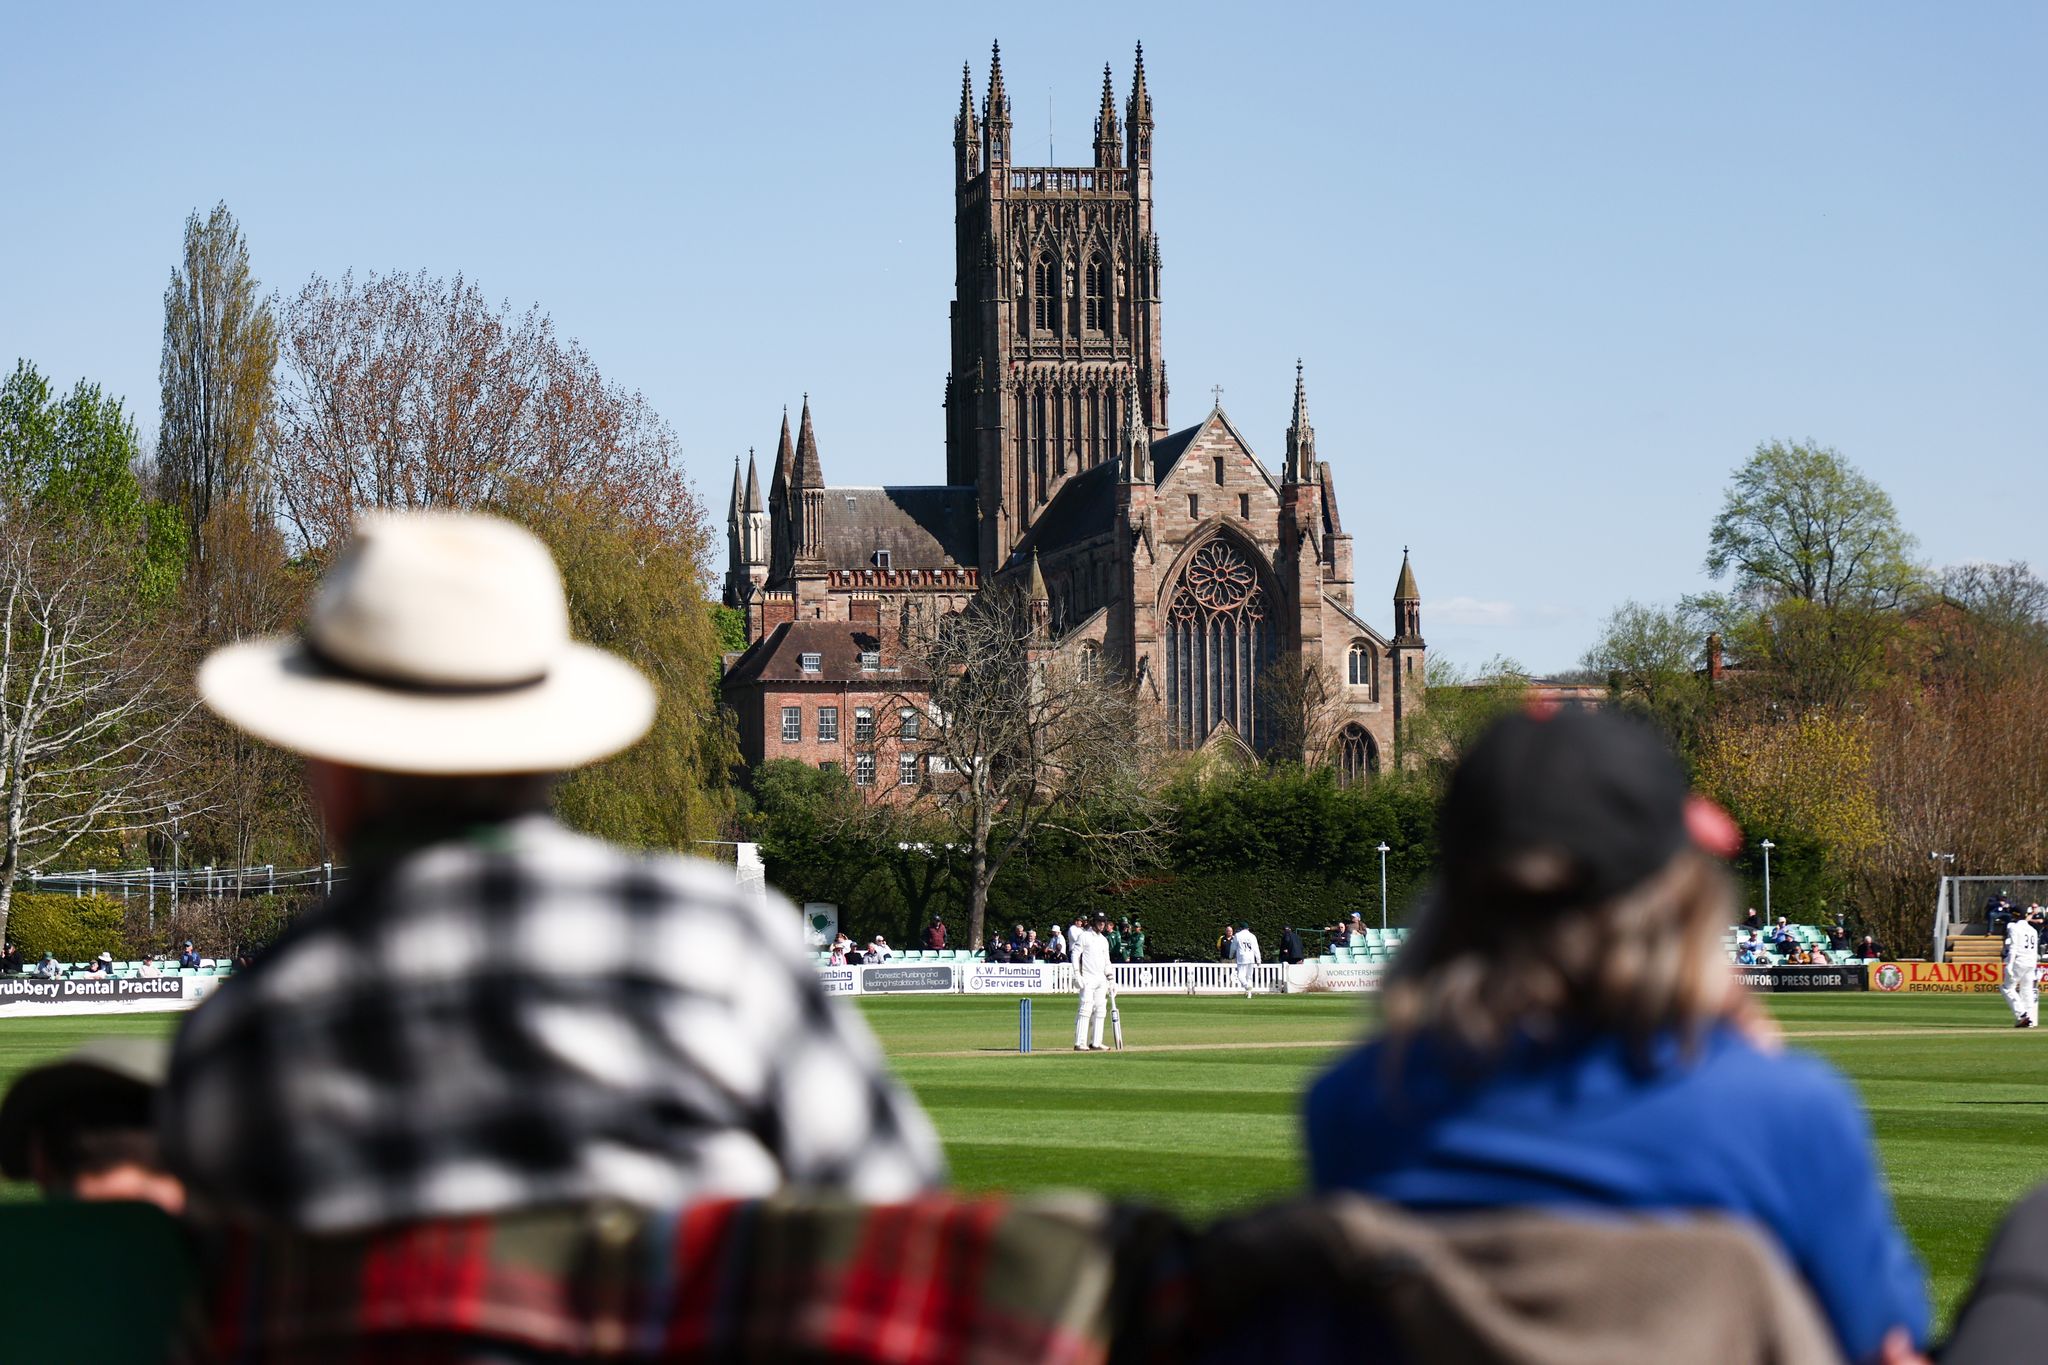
left=193, top=1196, right=1138, bottom=1364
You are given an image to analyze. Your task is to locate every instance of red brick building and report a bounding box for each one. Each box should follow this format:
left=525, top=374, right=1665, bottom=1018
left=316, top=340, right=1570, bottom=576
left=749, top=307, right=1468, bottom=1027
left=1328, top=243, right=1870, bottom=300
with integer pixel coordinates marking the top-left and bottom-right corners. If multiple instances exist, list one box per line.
left=723, top=44, right=1424, bottom=779
left=721, top=615, right=935, bottom=795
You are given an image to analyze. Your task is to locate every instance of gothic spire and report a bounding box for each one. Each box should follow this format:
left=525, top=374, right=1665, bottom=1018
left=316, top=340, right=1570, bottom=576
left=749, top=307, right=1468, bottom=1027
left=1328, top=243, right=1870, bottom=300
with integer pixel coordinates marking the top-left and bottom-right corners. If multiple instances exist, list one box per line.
left=1126, top=41, right=1153, bottom=164
left=978, top=41, right=1003, bottom=130
left=793, top=393, right=825, bottom=490
left=727, top=456, right=742, bottom=525
left=771, top=406, right=794, bottom=495
left=1027, top=547, right=1048, bottom=603
left=1284, top=359, right=1316, bottom=484
left=1395, top=547, right=1420, bottom=603
left=743, top=447, right=763, bottom=513
left=1093, top=63, right=1122, bottom=167
left=957, top=61, right=977, bottom=136
left=1121, top=380, right=1152, bottom=483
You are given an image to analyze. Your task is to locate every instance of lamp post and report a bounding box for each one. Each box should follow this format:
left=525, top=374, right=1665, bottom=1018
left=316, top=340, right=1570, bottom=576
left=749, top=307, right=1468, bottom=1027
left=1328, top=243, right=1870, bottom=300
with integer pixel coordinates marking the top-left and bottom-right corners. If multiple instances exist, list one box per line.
left=1760, top=839, right=1775, bottom=922
left=1375, top=842, right=1391, bottom=931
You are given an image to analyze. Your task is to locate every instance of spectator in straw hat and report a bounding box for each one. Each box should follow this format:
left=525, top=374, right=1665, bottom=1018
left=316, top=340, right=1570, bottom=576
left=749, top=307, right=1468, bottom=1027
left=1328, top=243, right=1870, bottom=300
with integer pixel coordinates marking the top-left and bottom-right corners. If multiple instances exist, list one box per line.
left=161, top=511, right=943, bottom=1232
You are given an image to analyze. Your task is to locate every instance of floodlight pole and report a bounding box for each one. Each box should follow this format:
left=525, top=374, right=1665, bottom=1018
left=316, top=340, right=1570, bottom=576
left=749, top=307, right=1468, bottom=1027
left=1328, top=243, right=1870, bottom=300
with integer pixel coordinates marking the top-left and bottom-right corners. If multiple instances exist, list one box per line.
left=1761, top=840, right=1775, bottom=921
left=1376, top=843, right=1391, bottom=931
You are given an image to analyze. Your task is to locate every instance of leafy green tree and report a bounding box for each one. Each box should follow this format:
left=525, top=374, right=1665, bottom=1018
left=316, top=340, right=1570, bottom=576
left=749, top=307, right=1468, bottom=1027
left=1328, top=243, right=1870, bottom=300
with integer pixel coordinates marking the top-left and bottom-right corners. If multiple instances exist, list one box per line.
left=504, top=484, right=739, bottom=850
left=158, top=201, right=277, bottom=595
left=1580, top=600, right=1716, bottom=752
left=0, top=363, right=194, bottom=943
left=1705, top=440, right=1919, bottom=611
left=1399, top=654, right=1529, bottom=789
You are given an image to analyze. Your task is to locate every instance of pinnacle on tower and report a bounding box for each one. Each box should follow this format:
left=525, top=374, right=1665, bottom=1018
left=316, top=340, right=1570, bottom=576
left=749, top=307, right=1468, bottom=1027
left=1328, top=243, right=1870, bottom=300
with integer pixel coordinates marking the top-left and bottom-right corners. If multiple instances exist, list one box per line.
left=793, top=393, right=825, bottom=490
left=1395, top=547, right=1420, bottom=602
left=1093, top=62, right=1122, bottom=167
left=727, top=455, right=743, bottom=524
left=1121, top=381, right=1152, bottom=482
left=743, top=447, right=763, bottom=513
left=1027, top=547, right=1049, bottom=603
left=987, top=41, right=1007, bottom=109
left=1284, top=359, right=1316, bottom=484
left=1126, top=41, right=1153, bottom=164
left=957, top=61, right=977, bottom=132
left=772, top=406, right=795, bottom=491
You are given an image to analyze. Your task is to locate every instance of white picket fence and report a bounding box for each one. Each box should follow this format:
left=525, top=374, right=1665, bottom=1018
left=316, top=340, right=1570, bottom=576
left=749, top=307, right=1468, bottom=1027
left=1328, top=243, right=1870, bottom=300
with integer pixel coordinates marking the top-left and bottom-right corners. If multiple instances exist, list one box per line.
left=822, top=960, right=1377, bottom=997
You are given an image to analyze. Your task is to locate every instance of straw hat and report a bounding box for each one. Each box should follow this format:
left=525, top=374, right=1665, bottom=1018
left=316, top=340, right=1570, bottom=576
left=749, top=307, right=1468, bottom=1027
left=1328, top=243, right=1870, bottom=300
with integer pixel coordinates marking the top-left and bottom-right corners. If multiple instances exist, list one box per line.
left=199, top=511, right=655, bottom=774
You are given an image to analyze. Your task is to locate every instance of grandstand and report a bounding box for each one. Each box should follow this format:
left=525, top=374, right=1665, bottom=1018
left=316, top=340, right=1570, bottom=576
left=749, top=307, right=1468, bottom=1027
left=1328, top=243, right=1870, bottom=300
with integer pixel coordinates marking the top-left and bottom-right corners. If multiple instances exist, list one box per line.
left=10, top=959, right=236, bottom=980
left=1724, top=922, right=1874, bottom=966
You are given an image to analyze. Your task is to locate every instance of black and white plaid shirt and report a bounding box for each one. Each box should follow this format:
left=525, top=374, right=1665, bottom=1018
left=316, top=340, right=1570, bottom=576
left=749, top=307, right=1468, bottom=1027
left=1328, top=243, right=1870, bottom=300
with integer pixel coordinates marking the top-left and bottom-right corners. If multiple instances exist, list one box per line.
left=159, top=817, right=945, bottom=1231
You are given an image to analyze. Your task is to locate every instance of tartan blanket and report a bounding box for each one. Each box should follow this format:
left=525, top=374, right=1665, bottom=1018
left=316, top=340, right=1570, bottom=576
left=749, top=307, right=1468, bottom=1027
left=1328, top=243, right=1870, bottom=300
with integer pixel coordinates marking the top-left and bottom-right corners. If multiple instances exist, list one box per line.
left=191, top=1195, right=1156, bottom=1364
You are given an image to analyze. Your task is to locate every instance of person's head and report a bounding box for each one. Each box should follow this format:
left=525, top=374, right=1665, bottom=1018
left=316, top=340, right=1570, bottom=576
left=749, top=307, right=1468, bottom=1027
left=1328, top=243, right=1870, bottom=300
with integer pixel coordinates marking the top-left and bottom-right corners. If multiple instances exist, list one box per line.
left=1094, top=913, right=1111, bottom=931
left=1383, top=707, right=1744, bottom=1061
left=1235, top=921, right=1249, bottom=933
left=0, top=1039, right=183, bottom=1213
left=195, top=512, right=656, bottom=856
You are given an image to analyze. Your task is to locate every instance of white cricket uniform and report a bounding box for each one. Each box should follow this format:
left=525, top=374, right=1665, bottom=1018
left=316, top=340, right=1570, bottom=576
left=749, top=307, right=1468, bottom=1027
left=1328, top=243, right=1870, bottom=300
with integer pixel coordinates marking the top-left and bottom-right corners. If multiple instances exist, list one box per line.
left=1232, top=928, right=1262, bottom=995
left=1073, top=927, right=1111, bottom=1048
left=2003, top=920, right=2039, bottom=1026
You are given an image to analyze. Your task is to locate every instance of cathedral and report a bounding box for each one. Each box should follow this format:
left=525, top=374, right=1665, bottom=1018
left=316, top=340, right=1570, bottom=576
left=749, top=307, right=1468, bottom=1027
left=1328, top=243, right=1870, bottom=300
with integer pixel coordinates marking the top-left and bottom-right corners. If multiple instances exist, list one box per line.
left=723, top=43, right=1423, bottom=780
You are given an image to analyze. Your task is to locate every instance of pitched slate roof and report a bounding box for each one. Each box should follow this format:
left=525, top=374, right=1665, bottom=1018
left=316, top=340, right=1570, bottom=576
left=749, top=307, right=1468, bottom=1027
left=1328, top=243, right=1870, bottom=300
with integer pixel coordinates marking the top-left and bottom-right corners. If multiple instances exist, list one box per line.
left=1004, top=463, right=1116, bottom=567
left=721, top=619, right=928, bottom=687
left=808, top=486, right=978, bottom=570
left=1148, top=424, right=1201, bottom=481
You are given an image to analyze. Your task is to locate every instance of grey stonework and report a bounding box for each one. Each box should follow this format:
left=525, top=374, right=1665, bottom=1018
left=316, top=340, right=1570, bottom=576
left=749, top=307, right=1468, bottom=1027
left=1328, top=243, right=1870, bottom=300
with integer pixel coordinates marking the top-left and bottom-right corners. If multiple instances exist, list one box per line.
left=724, top=44, right=1422, bottom=775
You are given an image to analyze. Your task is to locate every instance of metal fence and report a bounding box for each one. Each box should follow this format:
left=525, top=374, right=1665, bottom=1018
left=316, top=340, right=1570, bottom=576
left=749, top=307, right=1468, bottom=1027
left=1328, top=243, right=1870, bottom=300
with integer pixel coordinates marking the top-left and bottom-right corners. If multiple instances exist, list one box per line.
left=22, top=862, right=347, bottom=914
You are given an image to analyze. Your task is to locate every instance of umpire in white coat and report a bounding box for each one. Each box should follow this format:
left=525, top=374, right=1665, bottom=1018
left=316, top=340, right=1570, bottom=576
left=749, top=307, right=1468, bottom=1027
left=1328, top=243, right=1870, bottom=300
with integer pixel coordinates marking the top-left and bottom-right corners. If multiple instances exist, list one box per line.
left=1074, top=911, right=1113, bottom=1051
left=2003, top=910, right=2040, bottom=1029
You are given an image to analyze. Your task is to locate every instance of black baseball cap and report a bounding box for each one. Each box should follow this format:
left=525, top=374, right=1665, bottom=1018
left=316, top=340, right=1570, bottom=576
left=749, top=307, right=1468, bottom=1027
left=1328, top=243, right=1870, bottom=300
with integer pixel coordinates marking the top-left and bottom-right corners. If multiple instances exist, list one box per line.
left=1439, top=705, right=1737, bottom=910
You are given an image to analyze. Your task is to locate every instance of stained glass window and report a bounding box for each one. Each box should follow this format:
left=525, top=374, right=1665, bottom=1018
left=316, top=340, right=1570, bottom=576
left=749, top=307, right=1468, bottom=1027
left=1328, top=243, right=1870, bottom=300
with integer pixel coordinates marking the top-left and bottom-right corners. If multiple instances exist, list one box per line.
left=1164, top=538, right=1277, bottom=751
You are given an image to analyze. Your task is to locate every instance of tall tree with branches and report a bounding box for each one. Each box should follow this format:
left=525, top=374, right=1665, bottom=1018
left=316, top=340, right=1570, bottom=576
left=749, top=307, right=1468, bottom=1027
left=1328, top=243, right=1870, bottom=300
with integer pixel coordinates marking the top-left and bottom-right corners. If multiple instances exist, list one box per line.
left=159, top=202, right=277, bottom=601
left=887, top=586, right=1167, bottom=949
left=0, top=364, right=193, bottom=942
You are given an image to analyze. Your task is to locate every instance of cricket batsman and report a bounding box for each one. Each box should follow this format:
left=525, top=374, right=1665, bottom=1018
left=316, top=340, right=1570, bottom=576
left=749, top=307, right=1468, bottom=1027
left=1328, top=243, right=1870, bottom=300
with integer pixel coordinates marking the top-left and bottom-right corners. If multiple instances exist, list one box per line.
left=1074, top=910, right=1113, bottom=1051
left=2003, top=908, right=2039, bottom=1029
left=1231, top=919, right=1262, bottom=998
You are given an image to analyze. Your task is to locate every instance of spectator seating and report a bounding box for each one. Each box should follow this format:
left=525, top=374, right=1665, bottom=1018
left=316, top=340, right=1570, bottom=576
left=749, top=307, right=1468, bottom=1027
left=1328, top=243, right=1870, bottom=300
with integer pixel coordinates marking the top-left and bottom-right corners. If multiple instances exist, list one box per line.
left=1725, top=922, right=1874, bottom=967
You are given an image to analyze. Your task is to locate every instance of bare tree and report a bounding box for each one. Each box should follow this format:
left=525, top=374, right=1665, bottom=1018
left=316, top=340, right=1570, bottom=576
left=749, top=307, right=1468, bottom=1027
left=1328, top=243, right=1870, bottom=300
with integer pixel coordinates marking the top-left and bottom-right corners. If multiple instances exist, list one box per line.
left=889, top=587, right=1168, bottom=949
left=0, top=504, right=195, bottom=942
left=1257, top=651, right=1342, bottom=767
left=267, top=271, right=695, bottom=556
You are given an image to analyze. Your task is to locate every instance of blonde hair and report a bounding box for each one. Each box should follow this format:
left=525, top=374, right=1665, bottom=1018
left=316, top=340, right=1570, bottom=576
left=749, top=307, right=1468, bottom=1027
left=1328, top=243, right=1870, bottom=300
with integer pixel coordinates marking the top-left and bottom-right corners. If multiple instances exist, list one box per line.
left=1381, top=848, right=1736, bottom=1063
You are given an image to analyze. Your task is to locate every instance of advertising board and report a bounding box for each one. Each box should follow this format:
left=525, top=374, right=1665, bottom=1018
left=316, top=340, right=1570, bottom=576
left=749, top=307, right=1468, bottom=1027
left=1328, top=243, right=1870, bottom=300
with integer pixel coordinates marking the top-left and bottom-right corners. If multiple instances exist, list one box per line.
left=1287, top=962, right=1386, bottom=993
left=1734, top=966, right=1867, bottom=993
left=814, top=968, right=859, bottom=996
left=0, top=975, right=217, bottom=1017
left=858, top=964, right=959, bottom=994
left=1868, top=962, right=2005, bottom=994
left=964, top=964, right=1053, bottom=992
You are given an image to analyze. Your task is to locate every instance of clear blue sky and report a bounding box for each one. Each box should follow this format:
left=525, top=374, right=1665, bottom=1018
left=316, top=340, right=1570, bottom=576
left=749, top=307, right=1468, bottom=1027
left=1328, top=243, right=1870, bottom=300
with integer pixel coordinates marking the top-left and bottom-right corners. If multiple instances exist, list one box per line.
left=4, top=2, right=2042, bottom=672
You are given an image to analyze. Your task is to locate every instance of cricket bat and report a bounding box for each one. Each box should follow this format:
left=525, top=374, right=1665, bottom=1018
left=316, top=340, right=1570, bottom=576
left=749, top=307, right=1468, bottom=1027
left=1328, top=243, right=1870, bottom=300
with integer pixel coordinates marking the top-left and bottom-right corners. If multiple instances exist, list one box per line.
left=1110, top=988, right=1124, bottom=1051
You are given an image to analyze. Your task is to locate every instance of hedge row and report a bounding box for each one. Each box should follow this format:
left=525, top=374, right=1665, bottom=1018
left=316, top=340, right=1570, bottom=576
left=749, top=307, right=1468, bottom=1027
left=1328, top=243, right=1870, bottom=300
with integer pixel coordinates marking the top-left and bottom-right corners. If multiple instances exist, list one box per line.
left=4, top=893, right=134, bottom=961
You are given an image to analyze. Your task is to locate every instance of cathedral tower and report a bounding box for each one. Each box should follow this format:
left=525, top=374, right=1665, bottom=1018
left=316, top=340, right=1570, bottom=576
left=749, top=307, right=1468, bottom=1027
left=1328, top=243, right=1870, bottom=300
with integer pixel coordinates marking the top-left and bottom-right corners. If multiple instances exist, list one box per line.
left=946, top=41, right=1168, bottom=577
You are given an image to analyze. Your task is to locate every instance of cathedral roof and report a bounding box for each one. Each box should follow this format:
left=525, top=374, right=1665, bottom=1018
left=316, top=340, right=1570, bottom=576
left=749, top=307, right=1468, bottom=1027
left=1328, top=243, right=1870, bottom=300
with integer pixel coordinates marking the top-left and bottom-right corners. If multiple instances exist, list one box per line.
left=722, top=619, right=927, bottom=687
left=1147, top=424, right=1202, bottom=481
left=807, top=485, right=979, bottom=570
left=1005, top=463, right=1116, bottom=566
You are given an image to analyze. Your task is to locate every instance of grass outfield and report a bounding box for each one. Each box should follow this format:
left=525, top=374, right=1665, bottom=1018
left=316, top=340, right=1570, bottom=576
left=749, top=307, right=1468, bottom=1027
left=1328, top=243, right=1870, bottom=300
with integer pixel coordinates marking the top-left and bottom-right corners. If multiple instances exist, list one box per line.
left=3, top=993, right=2044, bottom=1326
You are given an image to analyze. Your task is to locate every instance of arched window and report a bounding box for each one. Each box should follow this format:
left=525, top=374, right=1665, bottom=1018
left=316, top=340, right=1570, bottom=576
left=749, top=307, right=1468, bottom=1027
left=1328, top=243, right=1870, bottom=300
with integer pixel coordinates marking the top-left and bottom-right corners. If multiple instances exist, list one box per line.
left=1335, top=724, right=1379, bottom=787
left=1348, top=642, right=1369, bottom=686
left=1165, top=537, right=1278, bottom=751
left=1079, top=640, right=1101, bottom=682
left=1085, top=251, right=1109, bottom=331
left=1033, top=252, right=1055, bottom=332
